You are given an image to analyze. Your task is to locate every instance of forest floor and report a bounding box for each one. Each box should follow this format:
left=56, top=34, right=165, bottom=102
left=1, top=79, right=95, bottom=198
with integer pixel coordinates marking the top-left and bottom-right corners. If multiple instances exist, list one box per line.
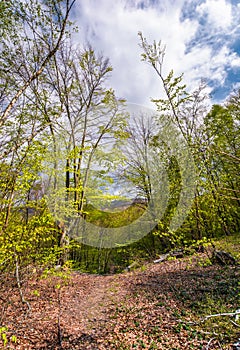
left=0, top=250, right=239, bottom=349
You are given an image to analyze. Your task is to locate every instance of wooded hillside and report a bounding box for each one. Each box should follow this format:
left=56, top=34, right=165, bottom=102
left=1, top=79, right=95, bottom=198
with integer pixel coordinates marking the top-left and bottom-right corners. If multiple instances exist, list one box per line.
left=0, top=1, right=239, bottom=349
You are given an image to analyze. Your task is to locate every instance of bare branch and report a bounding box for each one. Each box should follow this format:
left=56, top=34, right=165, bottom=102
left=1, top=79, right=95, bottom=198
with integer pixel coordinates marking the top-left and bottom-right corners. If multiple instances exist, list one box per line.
left=0, top=0, right=76, bottom=127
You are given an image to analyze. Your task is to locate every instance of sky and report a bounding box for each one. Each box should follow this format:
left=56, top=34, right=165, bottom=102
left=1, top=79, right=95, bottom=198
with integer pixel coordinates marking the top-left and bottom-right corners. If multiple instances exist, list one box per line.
left=72, top=0, right=240, bottom=107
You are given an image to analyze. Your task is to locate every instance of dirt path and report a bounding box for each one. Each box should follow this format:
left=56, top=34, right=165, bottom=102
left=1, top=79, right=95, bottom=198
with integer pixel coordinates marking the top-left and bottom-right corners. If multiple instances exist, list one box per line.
left=0, top=256, right=239, bottom=349
left=61, top=274, right=121, bottom=331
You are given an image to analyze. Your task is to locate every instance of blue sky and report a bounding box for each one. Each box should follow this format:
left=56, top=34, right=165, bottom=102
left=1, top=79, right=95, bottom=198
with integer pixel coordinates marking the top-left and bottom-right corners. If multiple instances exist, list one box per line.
left=72, top=0, right=240, bottom=106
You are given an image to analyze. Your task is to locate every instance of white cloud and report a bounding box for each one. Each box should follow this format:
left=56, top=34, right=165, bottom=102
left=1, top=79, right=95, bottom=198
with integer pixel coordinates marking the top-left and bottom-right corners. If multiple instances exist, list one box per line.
left=229, top=53, right=240, bottom=68
left=74, top=0, right=199, bottom=105
left=232, top=81, right=240, bottom=91
left=196, top=0, right=232, bottom=29
left=73, top=0, right=240, bottom=105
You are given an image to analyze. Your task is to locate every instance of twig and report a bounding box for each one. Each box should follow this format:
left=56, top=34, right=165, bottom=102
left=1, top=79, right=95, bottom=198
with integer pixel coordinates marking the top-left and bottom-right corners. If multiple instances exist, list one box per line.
left=14, top=254, right=31, bottom=312
left=202, top=331, right=220, bottom=336
left=153, top=253, right=170, bottom=263
left=183, top=310, right=240, bottom=327
left=0, top=304, right=6, bottom=325
left=216, top=340, right=223, bottom=350
left=200, top=311, right=240, bottom=322
left=0, top=257, right=11, bottom=267
left=206, top=338, right=215, bottom=350
left=185, top=310, right=240, bottom=325
left=231, top=320, right=240, bottom=328
left=205, top=338, right=223, bottom=350
left=0, top=0, right=76, bottom=130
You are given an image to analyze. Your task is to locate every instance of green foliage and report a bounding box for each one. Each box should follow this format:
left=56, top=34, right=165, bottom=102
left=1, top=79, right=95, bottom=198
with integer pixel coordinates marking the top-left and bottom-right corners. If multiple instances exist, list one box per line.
left=0, top=326, right=17, bottom=347
left=0, top=0, right=17, bottom=38
left=0, top=327, right=8, bottom=347
left=84, top=201, right=146, bottom=228
left=213, top=232, right=240, bottom=261
left=138, top=32, right=239, bottom=255
left=152, top=69, right=190, bottom=113
left=0, top=209, right=59, bottom=270
left=0, top=22, right=239, bottom=277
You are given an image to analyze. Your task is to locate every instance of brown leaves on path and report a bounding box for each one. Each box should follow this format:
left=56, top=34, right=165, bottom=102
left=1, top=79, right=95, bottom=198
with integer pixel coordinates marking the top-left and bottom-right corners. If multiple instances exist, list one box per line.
left=0, top=254, right=239, bottom=349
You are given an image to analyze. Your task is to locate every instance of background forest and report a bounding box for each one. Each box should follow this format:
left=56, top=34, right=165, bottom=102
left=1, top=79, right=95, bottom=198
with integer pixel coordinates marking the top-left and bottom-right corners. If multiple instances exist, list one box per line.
left=0, top=0, right=239, bottom=274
